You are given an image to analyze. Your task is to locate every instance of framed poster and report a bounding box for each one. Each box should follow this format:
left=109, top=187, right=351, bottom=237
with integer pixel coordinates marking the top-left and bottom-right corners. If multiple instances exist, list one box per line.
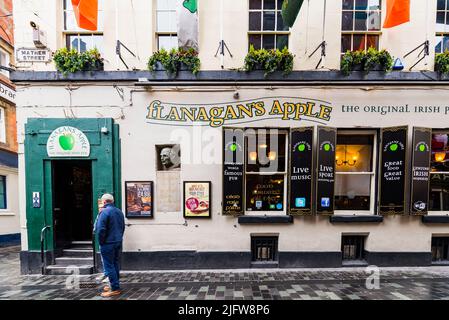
left=288, top=127, right=314, bottom=215
left=378, top=126, right=408, bottom=215
left=125, top=181, right=154, bottom=218
left=315, top=126, right=337, bottom=215
left=183, top=181, right=211, bottom=218
left=410, top=127, right=431, bottom=215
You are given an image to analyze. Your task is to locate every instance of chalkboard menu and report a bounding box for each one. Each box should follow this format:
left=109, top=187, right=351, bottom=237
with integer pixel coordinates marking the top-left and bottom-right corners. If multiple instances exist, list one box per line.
left=379, top=126, right=408, bottom=215
left=289, top=127, right=314, bottom=215
left=410, top=127, right=431, bottom=215
left=222, top=128, right=244, bottom=215
left=316, top=126, right=336, bottom=214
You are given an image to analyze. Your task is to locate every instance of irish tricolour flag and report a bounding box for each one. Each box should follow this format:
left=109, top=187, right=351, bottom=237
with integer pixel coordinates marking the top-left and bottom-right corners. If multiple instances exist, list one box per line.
left=177, top=0, right=199, bottom=50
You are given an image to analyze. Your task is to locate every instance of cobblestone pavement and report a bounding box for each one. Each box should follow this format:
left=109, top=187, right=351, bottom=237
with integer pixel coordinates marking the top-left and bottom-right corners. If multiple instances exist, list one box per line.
left=2, top=246, right=449, bottom=300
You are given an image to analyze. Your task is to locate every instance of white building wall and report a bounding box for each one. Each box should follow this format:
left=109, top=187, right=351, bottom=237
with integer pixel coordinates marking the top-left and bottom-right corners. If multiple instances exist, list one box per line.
left=12, top=0, right=436, bottom=72
left=0, top=166, right=19, bottom=237
left=14, top=83, right=449, bottom=253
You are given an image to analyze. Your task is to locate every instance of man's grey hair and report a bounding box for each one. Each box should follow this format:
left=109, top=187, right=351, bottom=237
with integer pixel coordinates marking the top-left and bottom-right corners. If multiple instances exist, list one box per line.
left=101, top=193, right=114, bottom=203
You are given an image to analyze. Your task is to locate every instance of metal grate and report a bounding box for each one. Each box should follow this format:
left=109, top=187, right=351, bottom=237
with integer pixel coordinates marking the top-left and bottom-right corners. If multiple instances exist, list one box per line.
left=251, top=236, right=278, bottom=262
left=342, top=235, right=366, bottom=261
left=432, top=237, right=449, bottom=262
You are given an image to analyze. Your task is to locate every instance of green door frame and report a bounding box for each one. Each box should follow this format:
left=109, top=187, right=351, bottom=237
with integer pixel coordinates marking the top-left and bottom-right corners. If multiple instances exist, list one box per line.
left=24, top=118, right=121, bottom=253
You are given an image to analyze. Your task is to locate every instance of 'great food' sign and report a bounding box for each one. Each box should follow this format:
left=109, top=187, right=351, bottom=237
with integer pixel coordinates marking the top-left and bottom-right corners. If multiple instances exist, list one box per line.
left=46, top=126, right=90, bottom=157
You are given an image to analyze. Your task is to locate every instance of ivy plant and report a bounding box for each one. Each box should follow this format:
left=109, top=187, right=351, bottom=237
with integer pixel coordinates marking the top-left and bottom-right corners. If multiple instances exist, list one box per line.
left=340, top=48, right=393, bottom=76
left=435, top=51, right=449, bottom=74
left=147, top=48, right=201, bottom=75
left=243, top=45, right=294, bottom=77
left=53, top=48, right=103, bottom=75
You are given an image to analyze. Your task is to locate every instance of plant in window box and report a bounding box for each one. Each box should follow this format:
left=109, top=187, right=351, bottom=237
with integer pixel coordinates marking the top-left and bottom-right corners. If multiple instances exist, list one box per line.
left=340, top=48, right=393, bottom=76
left=147, top=48, right=201, bottom=75
left=53, top=48, right=104, bottom=75
left=243, top=45, right=294, bottom=77
left=435, top=51, right=449, bottom=74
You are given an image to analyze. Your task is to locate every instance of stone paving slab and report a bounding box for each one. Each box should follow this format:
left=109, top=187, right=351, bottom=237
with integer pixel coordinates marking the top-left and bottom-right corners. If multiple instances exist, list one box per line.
left=2, top=246, right=449, bottom=300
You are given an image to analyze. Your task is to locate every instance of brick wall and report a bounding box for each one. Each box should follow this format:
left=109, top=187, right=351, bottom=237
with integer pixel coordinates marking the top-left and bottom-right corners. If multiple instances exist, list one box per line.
left=0, top=0, right=13, bottom=46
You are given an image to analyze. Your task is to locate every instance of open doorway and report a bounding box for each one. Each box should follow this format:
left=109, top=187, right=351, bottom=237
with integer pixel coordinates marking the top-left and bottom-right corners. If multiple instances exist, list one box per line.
left=52, top=160, right=93, bottom=252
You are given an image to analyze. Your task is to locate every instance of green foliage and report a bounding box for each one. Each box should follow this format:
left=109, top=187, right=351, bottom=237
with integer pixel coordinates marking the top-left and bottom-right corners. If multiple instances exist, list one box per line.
left=53, top=48, right=103, bottom=75
left=243, top=45, right=294, bottom=77
left=340, top=48, right=393, bottom=76
left=147, top=48, right=201, bottom=75
left=435, top=51, right=449, bottom=74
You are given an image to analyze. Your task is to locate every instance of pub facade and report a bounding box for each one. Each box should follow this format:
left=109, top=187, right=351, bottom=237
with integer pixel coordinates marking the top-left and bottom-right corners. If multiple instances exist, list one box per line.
left=10, top=0, right=449, bottom=273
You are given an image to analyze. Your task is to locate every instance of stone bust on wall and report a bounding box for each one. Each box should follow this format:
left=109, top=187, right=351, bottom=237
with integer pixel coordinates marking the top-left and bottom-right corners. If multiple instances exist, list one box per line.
left=159, top=145, right=181, bottom=171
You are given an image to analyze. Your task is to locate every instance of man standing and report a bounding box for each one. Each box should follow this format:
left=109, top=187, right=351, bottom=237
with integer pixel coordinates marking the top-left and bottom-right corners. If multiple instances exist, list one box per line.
left=95, top=193, right=125, bottom=297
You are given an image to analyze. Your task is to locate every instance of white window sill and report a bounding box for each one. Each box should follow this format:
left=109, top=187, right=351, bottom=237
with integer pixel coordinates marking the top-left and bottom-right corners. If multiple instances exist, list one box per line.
left=427, top=212, right=449, bottom=216
left=333, top=211, right=375, bottom=216
left=0, top=211, right=15, bottom=216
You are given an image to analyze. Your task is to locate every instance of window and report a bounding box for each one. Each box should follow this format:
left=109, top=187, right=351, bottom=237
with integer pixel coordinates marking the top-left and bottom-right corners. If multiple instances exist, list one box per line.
left=0, top=107, right=6, bottom=144
left=156, top=0, right=178, bottom=51
left=63, top=0, right=104, bottom=53
left=341, top=0, right=381, bottom=53
left=245, top=129, right=287, bottom=213
left=436, top=0, right=449, bottom=53
left=248, top=0, right=289, bottom=50
left=429, top=132, right=449, bottom=211
left=342, top=235, right=366, bottom=261
left=432, top=237, right=449, bottom=262
left=334, top=132, right=376, bottom=213
left=0, top=176, right=6, bottom=209
left=251, top=236, right=278, bottom=262
left=0, top=49, right=10, bottom=77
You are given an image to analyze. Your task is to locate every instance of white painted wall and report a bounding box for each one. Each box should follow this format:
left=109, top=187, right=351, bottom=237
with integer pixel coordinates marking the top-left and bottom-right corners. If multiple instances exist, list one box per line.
left=14, top=83, right=449, bottom=253
left=0, top=166, right=19, bottom=237
left=12, top=0, right=438, bottom=72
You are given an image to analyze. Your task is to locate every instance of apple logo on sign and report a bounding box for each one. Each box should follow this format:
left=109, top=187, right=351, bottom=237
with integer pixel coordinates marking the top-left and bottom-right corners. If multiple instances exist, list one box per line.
left=59, top=134, right=75, bottom=151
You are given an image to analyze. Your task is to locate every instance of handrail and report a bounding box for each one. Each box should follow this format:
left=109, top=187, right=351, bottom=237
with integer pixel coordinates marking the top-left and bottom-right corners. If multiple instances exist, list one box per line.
left=92, top=231, right=97, bottom=273
left=40, top=225, right=51, bottom=275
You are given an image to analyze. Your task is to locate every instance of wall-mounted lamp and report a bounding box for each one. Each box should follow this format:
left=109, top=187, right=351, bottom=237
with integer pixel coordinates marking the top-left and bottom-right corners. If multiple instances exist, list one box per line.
left=101, top=127, right=109, bottom=134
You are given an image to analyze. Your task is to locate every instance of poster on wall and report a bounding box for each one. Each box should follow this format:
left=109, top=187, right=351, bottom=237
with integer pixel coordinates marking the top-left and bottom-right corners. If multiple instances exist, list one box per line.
left=410, top=127, right=431, bottom=215
left=183, top=181, right=211, bottom=218
left=222, top=128, right=244, bottom=215
left=289, top=127, right=314, bottom=215
left=379, top=126, right=408, bottom=215
left=316, top=126, right=336, bottom=214
left=125, top=181, right=154, bottom=218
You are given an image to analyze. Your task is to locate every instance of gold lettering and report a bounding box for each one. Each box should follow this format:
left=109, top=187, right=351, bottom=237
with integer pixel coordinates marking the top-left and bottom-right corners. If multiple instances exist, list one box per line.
left=269, top=100, right=283, bottom=115
left=224, top=105, right=239, bottom=120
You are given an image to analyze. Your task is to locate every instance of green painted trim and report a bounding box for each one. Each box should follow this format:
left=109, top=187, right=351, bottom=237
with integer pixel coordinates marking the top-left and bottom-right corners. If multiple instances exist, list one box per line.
left=24, top=118, right=121, bottom=251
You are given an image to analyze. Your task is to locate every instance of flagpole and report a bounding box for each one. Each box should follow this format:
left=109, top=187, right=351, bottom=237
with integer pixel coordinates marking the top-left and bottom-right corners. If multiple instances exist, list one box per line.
left=220, top=0, right=224, bottom=69
left=321, top=0, right=326, bottom=68
left=115, top=0, right=119, bottom=70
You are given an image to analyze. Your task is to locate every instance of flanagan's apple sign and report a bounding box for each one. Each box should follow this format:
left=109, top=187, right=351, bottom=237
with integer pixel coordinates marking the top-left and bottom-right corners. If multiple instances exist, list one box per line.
left=47, top=126, right=90, bottom=157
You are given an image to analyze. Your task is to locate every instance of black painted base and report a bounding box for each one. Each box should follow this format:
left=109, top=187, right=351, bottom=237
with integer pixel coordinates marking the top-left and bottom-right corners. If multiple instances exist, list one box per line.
left=19, top=250, right=434, bottom=274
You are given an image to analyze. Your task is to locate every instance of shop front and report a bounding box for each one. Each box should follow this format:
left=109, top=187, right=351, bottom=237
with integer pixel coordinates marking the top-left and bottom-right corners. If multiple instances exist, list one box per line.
left=14, top=75, right=449, bottom=273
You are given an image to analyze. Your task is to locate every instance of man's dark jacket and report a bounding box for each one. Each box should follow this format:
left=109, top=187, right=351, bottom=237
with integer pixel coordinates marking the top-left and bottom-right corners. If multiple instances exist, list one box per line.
left=95, top=203, right=125, bottom=245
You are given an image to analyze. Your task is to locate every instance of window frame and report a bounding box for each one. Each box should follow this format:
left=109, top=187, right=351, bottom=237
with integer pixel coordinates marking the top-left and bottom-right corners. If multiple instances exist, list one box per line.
left=435, top=0, right=449, bottom=54
left=0, top=48, right=10, bottom=77
left=62, top=0, right=104, bottom=53
left=0, top=175, right=7, bottom=210
left=428, top=129, right=449, bottom=215
left=334, top=129, right=378, bottom=216
left=341, top=0, right=382, bottom=53
left=248, top=0, right=290, bottom=50
left=155, top=0, right=178, bottom=51
left=0, top=107, right=6, bottom=144
left=244, top=128, right=289, bottom=216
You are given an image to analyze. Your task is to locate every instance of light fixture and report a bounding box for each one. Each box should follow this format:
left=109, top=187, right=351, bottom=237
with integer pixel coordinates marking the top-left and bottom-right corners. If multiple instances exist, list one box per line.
left=435, top=152, right=446, bottom=162
left=268, top=151, right=277, bottom=161
left=335, top=145, right=357, bottom=167
left=259, top=143, right=268, bottom=149
left=249, top=151, right=257, bottom=161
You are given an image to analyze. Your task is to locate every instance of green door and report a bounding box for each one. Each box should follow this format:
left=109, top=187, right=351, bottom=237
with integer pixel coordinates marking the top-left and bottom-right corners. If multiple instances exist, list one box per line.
left=24, top=118, right=121, bottom=252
